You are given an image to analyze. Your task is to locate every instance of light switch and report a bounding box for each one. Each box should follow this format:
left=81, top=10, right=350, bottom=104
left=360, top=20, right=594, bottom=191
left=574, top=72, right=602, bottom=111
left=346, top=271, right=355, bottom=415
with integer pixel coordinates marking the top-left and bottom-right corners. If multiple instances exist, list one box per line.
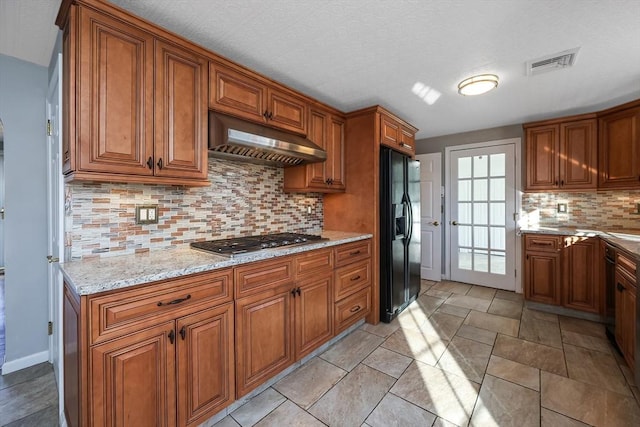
left=557, top=203, right=567, bottom=213
left=136, top=205, right=159, bottom=224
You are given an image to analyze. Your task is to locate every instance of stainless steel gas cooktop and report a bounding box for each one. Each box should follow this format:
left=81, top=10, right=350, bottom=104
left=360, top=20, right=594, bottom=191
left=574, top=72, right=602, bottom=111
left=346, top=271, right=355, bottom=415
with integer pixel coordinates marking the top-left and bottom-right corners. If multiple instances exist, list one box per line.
left=190, top=232, right=327, bottom=257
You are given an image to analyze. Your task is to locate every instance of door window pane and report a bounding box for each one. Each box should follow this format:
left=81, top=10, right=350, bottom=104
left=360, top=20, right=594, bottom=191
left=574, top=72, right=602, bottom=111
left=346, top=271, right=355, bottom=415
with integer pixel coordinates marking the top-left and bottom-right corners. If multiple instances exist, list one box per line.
left=474, top=250, right=489, bottom=272
left=490, top=252, right=506, bottom=274
left=459, top=180, right=472, bottom=201
left=458, top=225, right=472, bottom=247
left=473, top=156, right=488, bottom=177
left=490, top=178, right=505, bottom=201
left=474, top=226, right=488, bottom=249
left=490, top=153, right=506, bottom=177
left=458, top=157, right=472, bottom=179
left=474, top=179, right=488, bottom=201
left=459, top=202, right=472, bottom=224
left=490, top=202, right=506, bottom=226
left=490, top=227, right=506, bottom=250
left=459, top=248, right=472, bottom=270
left=474, top=203, right=488, bottom=224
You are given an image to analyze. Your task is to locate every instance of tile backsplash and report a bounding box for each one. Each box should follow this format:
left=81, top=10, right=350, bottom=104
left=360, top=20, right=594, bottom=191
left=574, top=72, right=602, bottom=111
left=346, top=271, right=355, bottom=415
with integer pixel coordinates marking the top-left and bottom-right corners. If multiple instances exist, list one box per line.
left=521, top=189, right=640, bottom=229
left=65, top=158, right=323, bottom=260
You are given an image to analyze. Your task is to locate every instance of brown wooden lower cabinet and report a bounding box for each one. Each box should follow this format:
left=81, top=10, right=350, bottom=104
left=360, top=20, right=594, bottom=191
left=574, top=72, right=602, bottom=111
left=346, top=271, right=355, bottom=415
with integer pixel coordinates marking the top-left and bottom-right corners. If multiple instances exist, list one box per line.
left=294, top=273, right=334, bottom=359
left=615, top=253, right=637, bottom=372
left=524, top=250, right=561, bottom=305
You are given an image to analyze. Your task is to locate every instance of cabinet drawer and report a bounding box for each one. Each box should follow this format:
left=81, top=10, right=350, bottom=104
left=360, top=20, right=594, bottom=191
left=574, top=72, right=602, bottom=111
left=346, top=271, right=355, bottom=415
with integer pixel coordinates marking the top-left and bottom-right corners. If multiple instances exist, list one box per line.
left=335, top=286, right=371, bottom=334
left=235, top=257, right=294, bottom=298
left=295, top=248, right=333, bottom=277
left=524, top=234, right=563, bottom=252
left=89, top=269, right=232, bottom=345
left=617, top=252, right=637, bottom=282
left=334, top=240, right=372, bottom=267
left=335, top=259, right=371, bottom=300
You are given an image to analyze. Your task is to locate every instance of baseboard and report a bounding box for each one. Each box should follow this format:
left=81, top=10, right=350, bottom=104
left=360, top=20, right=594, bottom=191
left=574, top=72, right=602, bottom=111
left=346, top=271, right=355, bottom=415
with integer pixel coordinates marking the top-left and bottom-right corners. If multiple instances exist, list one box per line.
left=1, top=350, right=49, bottom=375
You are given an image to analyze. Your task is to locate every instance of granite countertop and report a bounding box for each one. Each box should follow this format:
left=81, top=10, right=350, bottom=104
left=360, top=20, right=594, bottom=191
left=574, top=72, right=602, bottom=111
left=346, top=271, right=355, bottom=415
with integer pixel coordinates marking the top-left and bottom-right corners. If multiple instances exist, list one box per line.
left=520, top=226, right=640, bottom=258
left=60, top=230, right=372, bottom=296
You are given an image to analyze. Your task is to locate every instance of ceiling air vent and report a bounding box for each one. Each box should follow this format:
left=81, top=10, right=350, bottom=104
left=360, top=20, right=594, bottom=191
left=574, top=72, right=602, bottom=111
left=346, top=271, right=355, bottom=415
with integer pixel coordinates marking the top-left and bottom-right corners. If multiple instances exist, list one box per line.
left=526, top=48, right=580, bottom=76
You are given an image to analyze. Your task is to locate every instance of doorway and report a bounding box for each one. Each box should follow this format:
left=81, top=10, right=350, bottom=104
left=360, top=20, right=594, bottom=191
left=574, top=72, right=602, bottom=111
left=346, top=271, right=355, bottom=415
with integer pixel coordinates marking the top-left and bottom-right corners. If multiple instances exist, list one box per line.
left=416, top=153, right=442, bottom=281
left=446, top=140, right=518, bottom=291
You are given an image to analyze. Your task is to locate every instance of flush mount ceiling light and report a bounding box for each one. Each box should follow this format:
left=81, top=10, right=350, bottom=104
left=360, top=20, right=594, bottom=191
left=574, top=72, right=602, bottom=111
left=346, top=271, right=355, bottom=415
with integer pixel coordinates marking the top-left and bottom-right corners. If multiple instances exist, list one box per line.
left=457, top=74, right=499, bottom=96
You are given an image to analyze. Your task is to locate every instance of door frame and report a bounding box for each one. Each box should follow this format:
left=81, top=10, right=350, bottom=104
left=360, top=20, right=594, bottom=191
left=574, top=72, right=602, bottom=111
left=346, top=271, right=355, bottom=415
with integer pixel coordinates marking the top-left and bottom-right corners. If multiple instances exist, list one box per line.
left=444, top=138, right=522, bottom=293
left=46, top=53, right=65, bottom=425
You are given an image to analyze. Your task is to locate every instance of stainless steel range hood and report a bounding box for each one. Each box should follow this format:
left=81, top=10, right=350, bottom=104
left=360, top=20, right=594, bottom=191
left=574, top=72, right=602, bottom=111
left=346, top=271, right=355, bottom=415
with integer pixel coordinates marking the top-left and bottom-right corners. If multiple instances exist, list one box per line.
left=208, top=112, right=326, bottom=167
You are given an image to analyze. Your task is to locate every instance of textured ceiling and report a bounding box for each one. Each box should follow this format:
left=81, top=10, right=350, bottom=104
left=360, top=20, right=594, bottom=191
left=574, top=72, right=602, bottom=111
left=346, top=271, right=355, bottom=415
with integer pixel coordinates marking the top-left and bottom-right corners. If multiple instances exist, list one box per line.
left=2, top=0, right=640, bottom=139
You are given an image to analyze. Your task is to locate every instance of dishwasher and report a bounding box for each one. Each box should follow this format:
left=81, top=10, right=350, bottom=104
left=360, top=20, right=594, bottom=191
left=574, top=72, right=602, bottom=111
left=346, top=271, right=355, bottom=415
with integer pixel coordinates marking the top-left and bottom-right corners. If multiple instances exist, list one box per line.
left=603, top=244, right=620, bottom=351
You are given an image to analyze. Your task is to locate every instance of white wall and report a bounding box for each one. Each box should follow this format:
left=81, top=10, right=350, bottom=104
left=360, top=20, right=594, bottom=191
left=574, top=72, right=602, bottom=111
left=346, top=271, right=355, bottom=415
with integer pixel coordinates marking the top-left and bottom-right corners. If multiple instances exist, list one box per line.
left=0, top=53, right=49, bottom=368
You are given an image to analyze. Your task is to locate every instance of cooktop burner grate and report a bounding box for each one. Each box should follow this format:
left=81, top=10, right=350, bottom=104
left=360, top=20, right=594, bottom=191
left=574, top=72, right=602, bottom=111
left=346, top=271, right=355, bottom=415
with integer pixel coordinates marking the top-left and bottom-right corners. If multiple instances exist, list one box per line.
left=190, top=233, right=327, bottom=257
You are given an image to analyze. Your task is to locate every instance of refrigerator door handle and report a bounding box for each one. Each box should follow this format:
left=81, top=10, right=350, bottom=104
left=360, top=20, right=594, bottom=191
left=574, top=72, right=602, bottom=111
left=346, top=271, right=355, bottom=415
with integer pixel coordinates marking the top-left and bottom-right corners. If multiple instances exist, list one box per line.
left=405, top=196, right=413, bottom=243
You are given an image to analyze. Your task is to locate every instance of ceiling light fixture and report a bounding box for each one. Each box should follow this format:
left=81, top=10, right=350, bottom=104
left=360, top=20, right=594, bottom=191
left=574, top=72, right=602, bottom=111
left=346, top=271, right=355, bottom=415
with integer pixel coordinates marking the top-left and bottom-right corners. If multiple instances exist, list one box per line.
left=457, top=74, right=499, bottom=96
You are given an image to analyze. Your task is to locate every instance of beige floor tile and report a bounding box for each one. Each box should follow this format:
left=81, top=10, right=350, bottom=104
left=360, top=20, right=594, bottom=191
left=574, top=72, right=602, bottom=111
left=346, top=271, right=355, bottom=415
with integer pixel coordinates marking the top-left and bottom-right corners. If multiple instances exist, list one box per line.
left=309, top=364, right=394, bottom=427
left=521, top=307, right=558, bottom=323
left=273, top=357, right=347, bottom=409
left=436, top=303, right=471, bottom=318
left=466, top=285, right=497, bottom=301
left=488, top=298, right=523, bottom=320
left=519, top=310, right=562, bottom=348
left=230, top=388, right=286, bottom=427
left=432, top=281, right=473, bottom=295
left=363, top=346, right=412, bottom=379
left=365, top=393, right=437, bottom=427
left=540, top=408, right=589, bottom=427
left=495, top=290, right=524, bottom=302
left=320, top=329, right=384, bottom=371
left=564, top=343, right=632, bottom=396
left=445, top=294, right=492, bottom=312
left=455, top=324, right=497, bottom=346
left=360, top=319, right=400, bottom=338
left=464, top=311, right=520, bottom=337
left=254, top=400, right=324, bottom=427
left=559, top=315, right=606, bottom=338
left=390, top=361, right=480, bottom=426
left=631, top=386, right=640, bottom=406
left=381, top=328, right=448, bottom=365
left=620, top=363, right=637, bottom=387
left=492, top=335, right=567, bottom=376
left=426, top=289, right=453, bottom=299
left=0, top=372, right=58, bottom=426
left=420, top=280, right=436, bottom=295
left=560, top=329, right=613, bottom=354
left=417, top=311, right=464, bottom=341
left=470, top=374, right=539, bottom=427
left=436, top=336, right=492, bottom=383
left=541, top=371, right=640, bottom=426
left=397, top=296, right=445, bottom=330
left=486, top=355, right=540, bottom=391
left=213, top=416, right=241, bottom=427
left=432, top=418, right=458, bottom=427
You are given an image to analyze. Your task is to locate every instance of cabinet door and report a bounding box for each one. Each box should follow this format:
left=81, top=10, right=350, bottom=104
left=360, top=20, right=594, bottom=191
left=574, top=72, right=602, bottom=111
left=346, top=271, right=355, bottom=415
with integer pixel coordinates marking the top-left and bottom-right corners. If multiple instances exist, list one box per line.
left=306, top=109, right=329, bottom=187
left=563, top=237, right=599, bottom=313
left=177, top=304, right=234, bottom=427
left=623, top=285, right=636, bottom=369
left=209, top=62, right=267, bottom=123
left=77, top=8, right=154, bottom=175
left=397, top=126, right=416, bottom=157
left=295, top=273, right=333, bottom=359
left=235, top=288, right=294, bottom=397
left=525, top=125, right=559, bottom=190
left=154, top=40, right=207, bottom=180
left=525, top=251, right=561, bottom=305
left=91, top=322, right=176, bottom=427
left=599, top=107, right=640, bottom=188
left=266, top=88, right=308, bottom=135
left=380, top=115, right=400, bottom=148
left=327, top=114, right=346, bottom=190
left=560, top=119, right=597, bottom=189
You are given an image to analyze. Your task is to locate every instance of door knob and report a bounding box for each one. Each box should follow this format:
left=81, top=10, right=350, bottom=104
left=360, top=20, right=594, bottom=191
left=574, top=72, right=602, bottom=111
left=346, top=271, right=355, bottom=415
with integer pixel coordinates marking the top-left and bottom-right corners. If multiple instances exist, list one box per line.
left=451, top=220, right=459, bottom=226
left=0, top=208, right=4, bottom=219
left=432, top=221, right=439, bottom=227
left=47, top=255, right=60, bottom=263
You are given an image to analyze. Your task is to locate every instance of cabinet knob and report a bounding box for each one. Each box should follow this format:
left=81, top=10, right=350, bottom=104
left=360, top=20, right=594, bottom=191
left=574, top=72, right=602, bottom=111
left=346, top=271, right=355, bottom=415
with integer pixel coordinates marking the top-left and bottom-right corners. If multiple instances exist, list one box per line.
left=179, top=326, right=186, bottom=340
left=147, top=156, right=154, bottom=170
left=157, top=158, right=163, bottom=170
left=168, top=329, right=175, bottom=344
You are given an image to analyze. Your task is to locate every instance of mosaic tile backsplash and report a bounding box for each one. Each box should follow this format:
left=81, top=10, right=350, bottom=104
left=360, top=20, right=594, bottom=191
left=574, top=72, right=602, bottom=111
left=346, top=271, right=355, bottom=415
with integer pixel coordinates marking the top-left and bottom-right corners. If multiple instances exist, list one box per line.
left=521, top=189, right=640, bottom=229
left=66, top=158, right=323, bottom=260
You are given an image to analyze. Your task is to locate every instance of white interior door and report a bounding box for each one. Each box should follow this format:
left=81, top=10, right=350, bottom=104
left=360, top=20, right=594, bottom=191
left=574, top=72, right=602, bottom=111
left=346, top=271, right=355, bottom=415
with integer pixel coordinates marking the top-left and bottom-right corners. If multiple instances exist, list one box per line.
left=417, top=153, right=442, bottom=281
left=46, top=55, right=64, bottom=414
left=0, top=150, right=4, bottom=271
left=449, top=143, right=516, bottom=290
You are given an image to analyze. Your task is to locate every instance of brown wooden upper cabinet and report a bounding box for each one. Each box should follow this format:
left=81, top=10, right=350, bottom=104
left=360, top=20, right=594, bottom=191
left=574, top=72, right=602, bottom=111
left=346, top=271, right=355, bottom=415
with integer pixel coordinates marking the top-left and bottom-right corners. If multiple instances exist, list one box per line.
left=598, top=104, right=640, bottom=189
left=283, top=107, right=346, bottom=193
left=209, top=60, right=308, bottom=135
left=380, top=113, right=416, bottom=157
left=524, top=116, right=597, bottom=191
left=57, top=2, right=209, bottom=186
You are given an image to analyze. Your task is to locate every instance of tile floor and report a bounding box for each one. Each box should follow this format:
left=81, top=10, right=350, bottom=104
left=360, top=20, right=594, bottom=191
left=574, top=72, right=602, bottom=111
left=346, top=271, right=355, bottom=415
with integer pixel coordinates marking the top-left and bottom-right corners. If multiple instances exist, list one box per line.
left=211, top=280, right=640, bottom=427
left=0, top=362, right=58, bottom=426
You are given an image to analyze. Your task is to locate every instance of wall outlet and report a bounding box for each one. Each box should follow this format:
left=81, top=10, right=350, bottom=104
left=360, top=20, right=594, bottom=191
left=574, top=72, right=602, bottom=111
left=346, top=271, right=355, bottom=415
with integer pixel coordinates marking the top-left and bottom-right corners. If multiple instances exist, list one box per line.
left=136, top=205, right=159, bottom=224
left=557, top=203, right=568, bottom=213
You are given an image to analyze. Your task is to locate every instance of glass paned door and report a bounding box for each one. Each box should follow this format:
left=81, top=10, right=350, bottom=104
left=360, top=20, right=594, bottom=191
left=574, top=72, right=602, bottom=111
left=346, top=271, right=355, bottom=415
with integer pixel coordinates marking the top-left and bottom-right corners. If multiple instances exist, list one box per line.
left=450, top=144, right=516, bottom=290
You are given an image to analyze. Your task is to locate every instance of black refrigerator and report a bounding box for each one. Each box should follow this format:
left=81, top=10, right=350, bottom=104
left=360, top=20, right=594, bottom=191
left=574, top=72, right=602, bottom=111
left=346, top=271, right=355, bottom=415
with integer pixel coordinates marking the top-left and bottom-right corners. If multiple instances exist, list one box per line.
left=380, top=147, right=421, bottom=323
